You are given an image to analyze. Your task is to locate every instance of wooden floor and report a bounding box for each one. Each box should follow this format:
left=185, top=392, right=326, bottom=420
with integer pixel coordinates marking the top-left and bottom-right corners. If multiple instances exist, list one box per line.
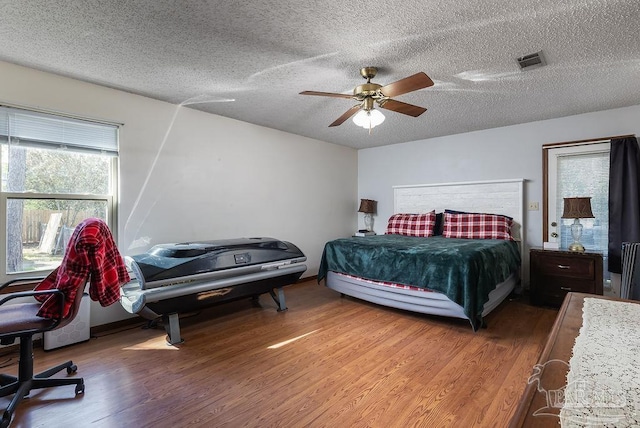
left=1, top=279, right=557, bottom=428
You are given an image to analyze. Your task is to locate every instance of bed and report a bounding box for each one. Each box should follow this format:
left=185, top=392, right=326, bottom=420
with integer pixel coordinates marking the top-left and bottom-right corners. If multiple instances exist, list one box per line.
left=318, top=179, right=524, bottom=330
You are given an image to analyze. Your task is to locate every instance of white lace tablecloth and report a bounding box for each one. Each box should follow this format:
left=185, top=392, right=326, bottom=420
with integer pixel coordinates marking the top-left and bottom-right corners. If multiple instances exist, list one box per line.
left=560, top=298, right=640, bottom=427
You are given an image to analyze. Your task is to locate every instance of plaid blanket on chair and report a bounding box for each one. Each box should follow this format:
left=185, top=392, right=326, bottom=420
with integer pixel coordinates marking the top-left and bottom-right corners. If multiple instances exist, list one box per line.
left=34, top=218, right=130, bottom=319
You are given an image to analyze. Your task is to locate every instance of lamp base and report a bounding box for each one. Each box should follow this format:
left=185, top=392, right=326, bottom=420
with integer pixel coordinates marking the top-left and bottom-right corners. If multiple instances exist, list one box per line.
left=568, top=242, right=585, bottom=252
left=568, top=218, right=585, bottom=252
left=364, top=213, right=373, bottom=232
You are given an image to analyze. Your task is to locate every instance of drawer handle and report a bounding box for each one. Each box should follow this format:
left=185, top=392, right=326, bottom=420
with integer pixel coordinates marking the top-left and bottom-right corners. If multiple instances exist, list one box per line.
left=557, top=265, right=570, bottom=269
left=560, top=287, right=572, bottom=291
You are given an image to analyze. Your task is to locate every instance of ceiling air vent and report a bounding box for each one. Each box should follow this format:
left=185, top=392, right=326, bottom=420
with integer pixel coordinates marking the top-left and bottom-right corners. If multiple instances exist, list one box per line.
left=516, top=51, right=546, bottom=71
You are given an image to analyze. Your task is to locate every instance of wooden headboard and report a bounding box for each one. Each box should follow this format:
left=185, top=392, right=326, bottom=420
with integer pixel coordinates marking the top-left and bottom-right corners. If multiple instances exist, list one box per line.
left=393, top=178, right=525, bottom=243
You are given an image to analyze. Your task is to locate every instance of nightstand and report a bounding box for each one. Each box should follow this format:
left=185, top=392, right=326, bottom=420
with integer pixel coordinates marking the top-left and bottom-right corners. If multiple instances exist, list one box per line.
left=529, top=248, right=603, bottom=307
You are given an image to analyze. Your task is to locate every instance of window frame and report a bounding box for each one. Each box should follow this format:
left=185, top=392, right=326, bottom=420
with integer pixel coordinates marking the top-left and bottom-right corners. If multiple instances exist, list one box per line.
left=543, top=140, right=610, bottom=245
left=542, top=136, right=618, bottom=242
left=0, top=105, right=120, bottom=283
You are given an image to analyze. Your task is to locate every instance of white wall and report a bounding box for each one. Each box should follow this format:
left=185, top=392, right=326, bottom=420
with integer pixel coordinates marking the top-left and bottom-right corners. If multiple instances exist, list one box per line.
left=358, top=104, right=640, bottom=286
left=0, top=61, right=358, bottom=326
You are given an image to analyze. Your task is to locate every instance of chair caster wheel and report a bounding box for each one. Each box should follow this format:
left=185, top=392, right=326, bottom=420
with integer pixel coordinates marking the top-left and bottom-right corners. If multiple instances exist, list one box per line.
left=1, top=410, right=12, bottom=428
left=67, top=364, right=77, bottom=374
left=75, top=382, right=85, bottom=394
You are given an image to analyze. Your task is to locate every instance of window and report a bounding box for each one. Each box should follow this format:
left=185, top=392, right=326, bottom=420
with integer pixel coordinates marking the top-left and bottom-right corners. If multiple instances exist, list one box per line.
left=0, top=106, right=119, bottom=280
left=544, top=140, right=610, bottom=285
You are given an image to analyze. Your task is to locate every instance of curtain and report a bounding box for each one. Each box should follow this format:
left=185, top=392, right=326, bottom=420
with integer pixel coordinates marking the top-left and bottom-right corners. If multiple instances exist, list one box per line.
left=608, top=136, right=640, bottom=273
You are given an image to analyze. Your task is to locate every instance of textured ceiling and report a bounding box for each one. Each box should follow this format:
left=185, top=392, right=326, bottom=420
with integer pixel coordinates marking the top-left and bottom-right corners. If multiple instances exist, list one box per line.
left=0, top=0, right=639, bottom=149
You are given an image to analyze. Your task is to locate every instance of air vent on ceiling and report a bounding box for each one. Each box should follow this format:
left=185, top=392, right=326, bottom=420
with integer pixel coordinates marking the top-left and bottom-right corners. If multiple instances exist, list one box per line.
left=516, top=51, right=546, bottom=71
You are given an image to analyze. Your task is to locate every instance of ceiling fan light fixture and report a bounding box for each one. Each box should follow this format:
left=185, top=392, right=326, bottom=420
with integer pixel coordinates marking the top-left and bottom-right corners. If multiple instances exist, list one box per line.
left=352, top=108, right=385, bottom=129
left=300, top=67, right=433, bottom=127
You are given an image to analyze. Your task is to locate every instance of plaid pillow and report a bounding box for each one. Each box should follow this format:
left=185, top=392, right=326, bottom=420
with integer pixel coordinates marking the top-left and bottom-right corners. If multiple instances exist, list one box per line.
left=386, top=212, right=436, bottom=237
left=442, top=212, right=513, bottom=240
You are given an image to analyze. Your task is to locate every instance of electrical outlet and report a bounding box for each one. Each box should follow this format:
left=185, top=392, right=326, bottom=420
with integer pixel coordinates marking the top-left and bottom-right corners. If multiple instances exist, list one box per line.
left=528, top=201, right=540, bottom=211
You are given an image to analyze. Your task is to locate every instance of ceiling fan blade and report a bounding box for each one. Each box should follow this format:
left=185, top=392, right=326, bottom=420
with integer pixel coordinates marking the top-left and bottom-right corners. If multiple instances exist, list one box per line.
left=299, top=91, right=354, bottom=99
left=329, top=105, right=361, bottom=127
left=379, top=72, right=434, bottom=98
left=379, top=99, right=427, bottom=117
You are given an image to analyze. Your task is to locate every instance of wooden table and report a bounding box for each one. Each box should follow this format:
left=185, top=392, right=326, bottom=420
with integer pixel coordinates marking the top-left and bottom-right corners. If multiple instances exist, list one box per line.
left=509, top=292, right=631, bottom=427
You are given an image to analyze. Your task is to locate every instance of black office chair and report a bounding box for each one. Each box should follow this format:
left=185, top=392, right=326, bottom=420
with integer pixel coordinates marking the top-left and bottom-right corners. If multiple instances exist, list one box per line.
left=0, top=218, right=128, bottom=427
left=0, top=276, right=87, bottom=428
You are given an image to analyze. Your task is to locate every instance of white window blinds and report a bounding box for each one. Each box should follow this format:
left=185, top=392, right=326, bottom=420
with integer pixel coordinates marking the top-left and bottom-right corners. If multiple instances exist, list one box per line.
left=556, top=151, right=610, bottom=254
left=0, top=106, right=119, bottom=155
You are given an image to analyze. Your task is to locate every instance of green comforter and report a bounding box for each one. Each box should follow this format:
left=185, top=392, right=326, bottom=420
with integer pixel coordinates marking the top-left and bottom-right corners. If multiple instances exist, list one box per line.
left=318, top=235, right=521, bottom=330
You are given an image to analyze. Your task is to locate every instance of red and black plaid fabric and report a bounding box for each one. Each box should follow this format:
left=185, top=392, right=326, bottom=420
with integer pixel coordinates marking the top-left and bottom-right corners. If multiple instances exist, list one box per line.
left=340, top=273, right=434, bottom=292
left=34, top=218, right=130, bottom=319
left=385, top=212, right=436, bottom=237
left=442, top=212, right=513, bottom=240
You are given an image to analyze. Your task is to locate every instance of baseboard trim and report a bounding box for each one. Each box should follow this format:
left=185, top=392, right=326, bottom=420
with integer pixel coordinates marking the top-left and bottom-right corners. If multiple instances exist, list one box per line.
left=90, top=316, right=144, bottom=336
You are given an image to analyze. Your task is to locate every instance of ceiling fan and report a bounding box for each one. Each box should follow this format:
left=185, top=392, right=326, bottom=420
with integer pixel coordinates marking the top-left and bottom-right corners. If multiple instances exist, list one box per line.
left=300, top=67, right=434, bottom=129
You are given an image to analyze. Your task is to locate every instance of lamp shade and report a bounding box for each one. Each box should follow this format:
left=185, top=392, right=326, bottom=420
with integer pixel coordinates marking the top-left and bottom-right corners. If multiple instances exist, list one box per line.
left=358, top=199, right=376, bottom=214
left=561, top=197, right=594, bottom=219
left=352, top=109, right=385, bottom=129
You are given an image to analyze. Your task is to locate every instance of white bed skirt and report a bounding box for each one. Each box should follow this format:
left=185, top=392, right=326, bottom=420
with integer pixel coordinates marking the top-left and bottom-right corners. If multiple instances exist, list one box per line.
left=324, top=270, right=518, bottom=328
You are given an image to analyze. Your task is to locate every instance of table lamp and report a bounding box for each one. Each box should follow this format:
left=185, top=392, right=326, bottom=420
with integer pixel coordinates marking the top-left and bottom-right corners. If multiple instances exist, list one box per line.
left=561, top=197, right=594, bottom=252
left=358, top=199, right=376, bottom=232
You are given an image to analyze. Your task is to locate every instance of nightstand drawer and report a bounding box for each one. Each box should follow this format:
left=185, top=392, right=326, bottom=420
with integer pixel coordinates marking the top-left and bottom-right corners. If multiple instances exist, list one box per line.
left=537, top=279, right=596, bottom=307
left=540, top=278, right=596, bottom=295
left=536, top=255, right=595, bottom=280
